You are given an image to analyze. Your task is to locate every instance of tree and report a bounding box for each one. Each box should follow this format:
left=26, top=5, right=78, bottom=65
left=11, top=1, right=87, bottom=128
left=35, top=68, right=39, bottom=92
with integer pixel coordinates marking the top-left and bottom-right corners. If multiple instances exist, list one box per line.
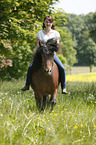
left=65, top=12, right=96, bottom=67
left=0, top=1, right=77, bottom=79
left=57, top=27, right=77, bottom=66
left=89, top=12, right=96, bottom=42
left=79, top=32, right=96, bottom=72
left=65, top=14, right=86, bottom=41
left=0, top=0, right=59, bottom=79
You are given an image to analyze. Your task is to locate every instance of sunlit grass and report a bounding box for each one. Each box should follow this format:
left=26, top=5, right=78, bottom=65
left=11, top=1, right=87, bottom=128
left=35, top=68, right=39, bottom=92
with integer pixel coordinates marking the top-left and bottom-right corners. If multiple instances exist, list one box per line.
left=66, top=72, right=96, bottom=82
left=0, top=72, right=96, bottom=144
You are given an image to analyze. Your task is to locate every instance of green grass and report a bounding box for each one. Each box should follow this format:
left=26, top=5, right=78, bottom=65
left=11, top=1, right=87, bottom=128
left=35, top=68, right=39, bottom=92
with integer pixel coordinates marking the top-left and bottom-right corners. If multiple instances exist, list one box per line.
left=0, top=76, right=96, bottom=145
left=68, top=66, right=96, bottom=74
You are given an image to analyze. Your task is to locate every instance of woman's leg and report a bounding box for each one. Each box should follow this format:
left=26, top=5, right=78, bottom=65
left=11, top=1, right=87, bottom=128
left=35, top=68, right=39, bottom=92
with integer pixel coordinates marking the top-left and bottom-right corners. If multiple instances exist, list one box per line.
left=54, top=54, right=67, bottom=93
left=21, top=60, right=33, bottom=91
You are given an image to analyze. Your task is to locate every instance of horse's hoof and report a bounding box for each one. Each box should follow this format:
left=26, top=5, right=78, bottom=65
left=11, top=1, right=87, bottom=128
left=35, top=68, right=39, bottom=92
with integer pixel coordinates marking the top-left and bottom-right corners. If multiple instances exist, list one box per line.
left=21, top=85, right=29, bottom=91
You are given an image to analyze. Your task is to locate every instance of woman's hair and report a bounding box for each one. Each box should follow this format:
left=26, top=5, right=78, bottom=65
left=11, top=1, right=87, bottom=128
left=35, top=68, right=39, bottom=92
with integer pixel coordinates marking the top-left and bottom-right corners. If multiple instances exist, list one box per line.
left=42, top=16, right=55, bottom=30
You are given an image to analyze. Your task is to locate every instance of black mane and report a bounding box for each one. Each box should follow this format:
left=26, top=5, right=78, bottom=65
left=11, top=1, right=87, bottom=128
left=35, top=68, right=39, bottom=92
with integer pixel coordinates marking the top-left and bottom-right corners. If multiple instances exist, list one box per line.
left=31, top=39, right=59, bottom=72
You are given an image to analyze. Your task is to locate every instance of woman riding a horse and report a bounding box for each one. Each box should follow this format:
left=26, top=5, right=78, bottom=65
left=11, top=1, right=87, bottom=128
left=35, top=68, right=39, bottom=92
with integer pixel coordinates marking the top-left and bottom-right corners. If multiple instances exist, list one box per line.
left=21, top=15, right=67, bottom=94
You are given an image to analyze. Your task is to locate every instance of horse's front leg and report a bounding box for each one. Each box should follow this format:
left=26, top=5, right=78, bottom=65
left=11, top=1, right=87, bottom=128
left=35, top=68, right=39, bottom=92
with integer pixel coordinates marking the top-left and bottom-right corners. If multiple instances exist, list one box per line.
left=50, top=89, right=58, bottom=111
left=43, top=95, right=49, bottom=109
left=35, top=93, right=44, bottom=111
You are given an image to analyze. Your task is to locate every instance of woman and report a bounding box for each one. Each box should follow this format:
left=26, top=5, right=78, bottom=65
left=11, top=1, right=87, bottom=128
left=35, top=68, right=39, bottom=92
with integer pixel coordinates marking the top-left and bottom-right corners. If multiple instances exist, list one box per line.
left=21, top=16, right=67, bottom=94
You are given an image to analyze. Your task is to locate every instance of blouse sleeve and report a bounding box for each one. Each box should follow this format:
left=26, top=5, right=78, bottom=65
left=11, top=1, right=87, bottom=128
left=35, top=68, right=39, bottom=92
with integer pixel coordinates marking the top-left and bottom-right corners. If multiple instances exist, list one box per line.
left=55, top=31, right=60, bottom=40
left=36, top=31, right=40, bottom=39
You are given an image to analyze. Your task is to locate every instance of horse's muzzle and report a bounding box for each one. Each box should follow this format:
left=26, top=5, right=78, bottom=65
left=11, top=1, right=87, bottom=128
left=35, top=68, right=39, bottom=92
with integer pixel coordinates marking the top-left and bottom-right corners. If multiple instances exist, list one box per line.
left=44, top=68, right=52, bottom=75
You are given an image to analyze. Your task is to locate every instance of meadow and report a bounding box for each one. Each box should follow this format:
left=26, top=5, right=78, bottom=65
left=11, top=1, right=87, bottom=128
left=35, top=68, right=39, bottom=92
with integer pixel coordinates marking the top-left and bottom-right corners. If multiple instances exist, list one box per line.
left=0, top=68, right=96, bottom=145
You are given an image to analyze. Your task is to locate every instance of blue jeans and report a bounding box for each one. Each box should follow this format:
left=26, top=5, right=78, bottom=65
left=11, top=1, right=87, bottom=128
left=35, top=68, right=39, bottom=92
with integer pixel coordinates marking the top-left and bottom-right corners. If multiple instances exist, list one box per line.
left=26, top=54, right=66, bottom=89
left=54, top=54, right=66, bottom=89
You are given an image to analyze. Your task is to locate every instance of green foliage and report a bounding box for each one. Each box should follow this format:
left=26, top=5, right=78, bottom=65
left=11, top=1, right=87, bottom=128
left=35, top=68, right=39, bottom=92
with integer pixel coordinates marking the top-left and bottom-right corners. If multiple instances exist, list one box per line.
left=66, top=14, right=86, bottom=41
left=0, top=0, right=59, bottom=79
left=57, top=27, right=77, bottom=66
left=79, top=36, right=96, bottom=71
left=0, top=1, right=77, bottom=80
left=52, top=9, right=68, bottom=27
left=89, top=12, right=96, bottom=42
left=65, top=12, right=96, bottom=66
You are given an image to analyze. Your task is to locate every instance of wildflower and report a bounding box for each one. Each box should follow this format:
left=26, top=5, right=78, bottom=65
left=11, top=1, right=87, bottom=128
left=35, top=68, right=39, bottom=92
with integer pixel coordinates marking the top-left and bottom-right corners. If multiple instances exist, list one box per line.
left=61, top=111, right=64, bottom=113
left=81, top=124, right=83, bottom=127
left=95, top=101, right=96, bottom=103
left=64, top=108, right=67, bottom=111
left=50, top=113, right=53, bottom=115
left=80, top=131, right=82, bottom=133
left=54, top=113, right=57, bottom=116
left=74, top=125, right=78, bottom=129
left=94, top=125, right=96, bottom=128
left=29, top=110, right=31, bottom=113
left=7, top=123, right=10, bottom=126
left=0, top=114, right=3, bottom=117
left=34, top=125, right=35, bottom=129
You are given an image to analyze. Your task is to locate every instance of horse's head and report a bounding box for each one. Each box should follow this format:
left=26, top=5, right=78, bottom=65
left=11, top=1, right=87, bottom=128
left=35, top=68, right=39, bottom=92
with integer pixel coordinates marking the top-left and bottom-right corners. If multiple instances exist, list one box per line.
left=39, top=39, right=59, bottom=74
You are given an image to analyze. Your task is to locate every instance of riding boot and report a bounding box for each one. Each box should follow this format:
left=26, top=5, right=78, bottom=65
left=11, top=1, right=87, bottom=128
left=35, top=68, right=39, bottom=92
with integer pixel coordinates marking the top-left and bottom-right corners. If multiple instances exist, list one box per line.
left=21, top=62, right=33, bottom=91
left=62, top=88, right=69, bottom=94
left=62, top=90, right=68, bottom=94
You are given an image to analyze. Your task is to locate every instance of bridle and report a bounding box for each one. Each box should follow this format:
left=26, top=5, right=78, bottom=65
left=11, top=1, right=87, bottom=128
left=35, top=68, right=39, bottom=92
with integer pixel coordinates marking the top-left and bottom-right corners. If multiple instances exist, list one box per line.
left=40, top=41, right=55, bottom=74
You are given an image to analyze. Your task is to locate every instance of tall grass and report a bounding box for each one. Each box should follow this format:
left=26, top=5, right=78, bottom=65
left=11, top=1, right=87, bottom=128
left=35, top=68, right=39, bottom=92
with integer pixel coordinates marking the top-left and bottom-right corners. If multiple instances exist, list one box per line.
left=0, top=73, right=96, bottom=145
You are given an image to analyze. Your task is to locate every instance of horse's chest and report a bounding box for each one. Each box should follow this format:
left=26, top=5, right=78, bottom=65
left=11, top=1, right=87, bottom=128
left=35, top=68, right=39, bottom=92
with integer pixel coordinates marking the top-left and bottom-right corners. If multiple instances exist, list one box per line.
left=32, top=69, right=58, bottom=94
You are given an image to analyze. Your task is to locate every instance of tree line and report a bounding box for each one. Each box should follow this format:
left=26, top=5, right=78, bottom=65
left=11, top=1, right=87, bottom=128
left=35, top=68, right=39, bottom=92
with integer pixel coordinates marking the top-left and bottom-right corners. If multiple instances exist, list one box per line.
left=0, top=0, right=96, bottom=80
left=65, top=12, right=96, bottom=72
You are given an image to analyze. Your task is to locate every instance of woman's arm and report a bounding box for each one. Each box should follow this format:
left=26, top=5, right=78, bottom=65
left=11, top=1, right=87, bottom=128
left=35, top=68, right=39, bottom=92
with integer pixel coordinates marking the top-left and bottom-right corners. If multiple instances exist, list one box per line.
left=37, top=38, right=40, bottom=48
left=57, top=38, right=60, bottom=44
left=57, top=38, right=59, bottom=44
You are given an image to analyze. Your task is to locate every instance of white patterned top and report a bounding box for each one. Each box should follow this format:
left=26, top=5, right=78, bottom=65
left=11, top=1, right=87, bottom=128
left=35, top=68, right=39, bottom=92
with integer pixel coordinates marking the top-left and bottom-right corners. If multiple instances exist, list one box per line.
left=36, top=29, right=60, bottom=43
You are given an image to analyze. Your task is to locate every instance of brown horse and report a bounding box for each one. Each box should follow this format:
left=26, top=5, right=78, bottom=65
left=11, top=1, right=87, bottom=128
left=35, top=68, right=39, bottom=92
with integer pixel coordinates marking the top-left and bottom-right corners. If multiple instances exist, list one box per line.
left=31, top=39, right=59, bottom=111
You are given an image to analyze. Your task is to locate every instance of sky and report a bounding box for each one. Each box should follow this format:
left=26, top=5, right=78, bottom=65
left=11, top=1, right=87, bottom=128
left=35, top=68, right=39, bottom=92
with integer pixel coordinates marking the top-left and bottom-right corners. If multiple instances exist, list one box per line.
left=54, top=0, right=96, bottom=15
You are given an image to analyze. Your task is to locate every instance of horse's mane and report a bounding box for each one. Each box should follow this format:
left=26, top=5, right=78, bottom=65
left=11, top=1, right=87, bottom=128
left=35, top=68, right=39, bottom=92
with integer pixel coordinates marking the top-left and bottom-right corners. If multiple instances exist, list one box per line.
left=31, top=39, right=59, bottom=72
